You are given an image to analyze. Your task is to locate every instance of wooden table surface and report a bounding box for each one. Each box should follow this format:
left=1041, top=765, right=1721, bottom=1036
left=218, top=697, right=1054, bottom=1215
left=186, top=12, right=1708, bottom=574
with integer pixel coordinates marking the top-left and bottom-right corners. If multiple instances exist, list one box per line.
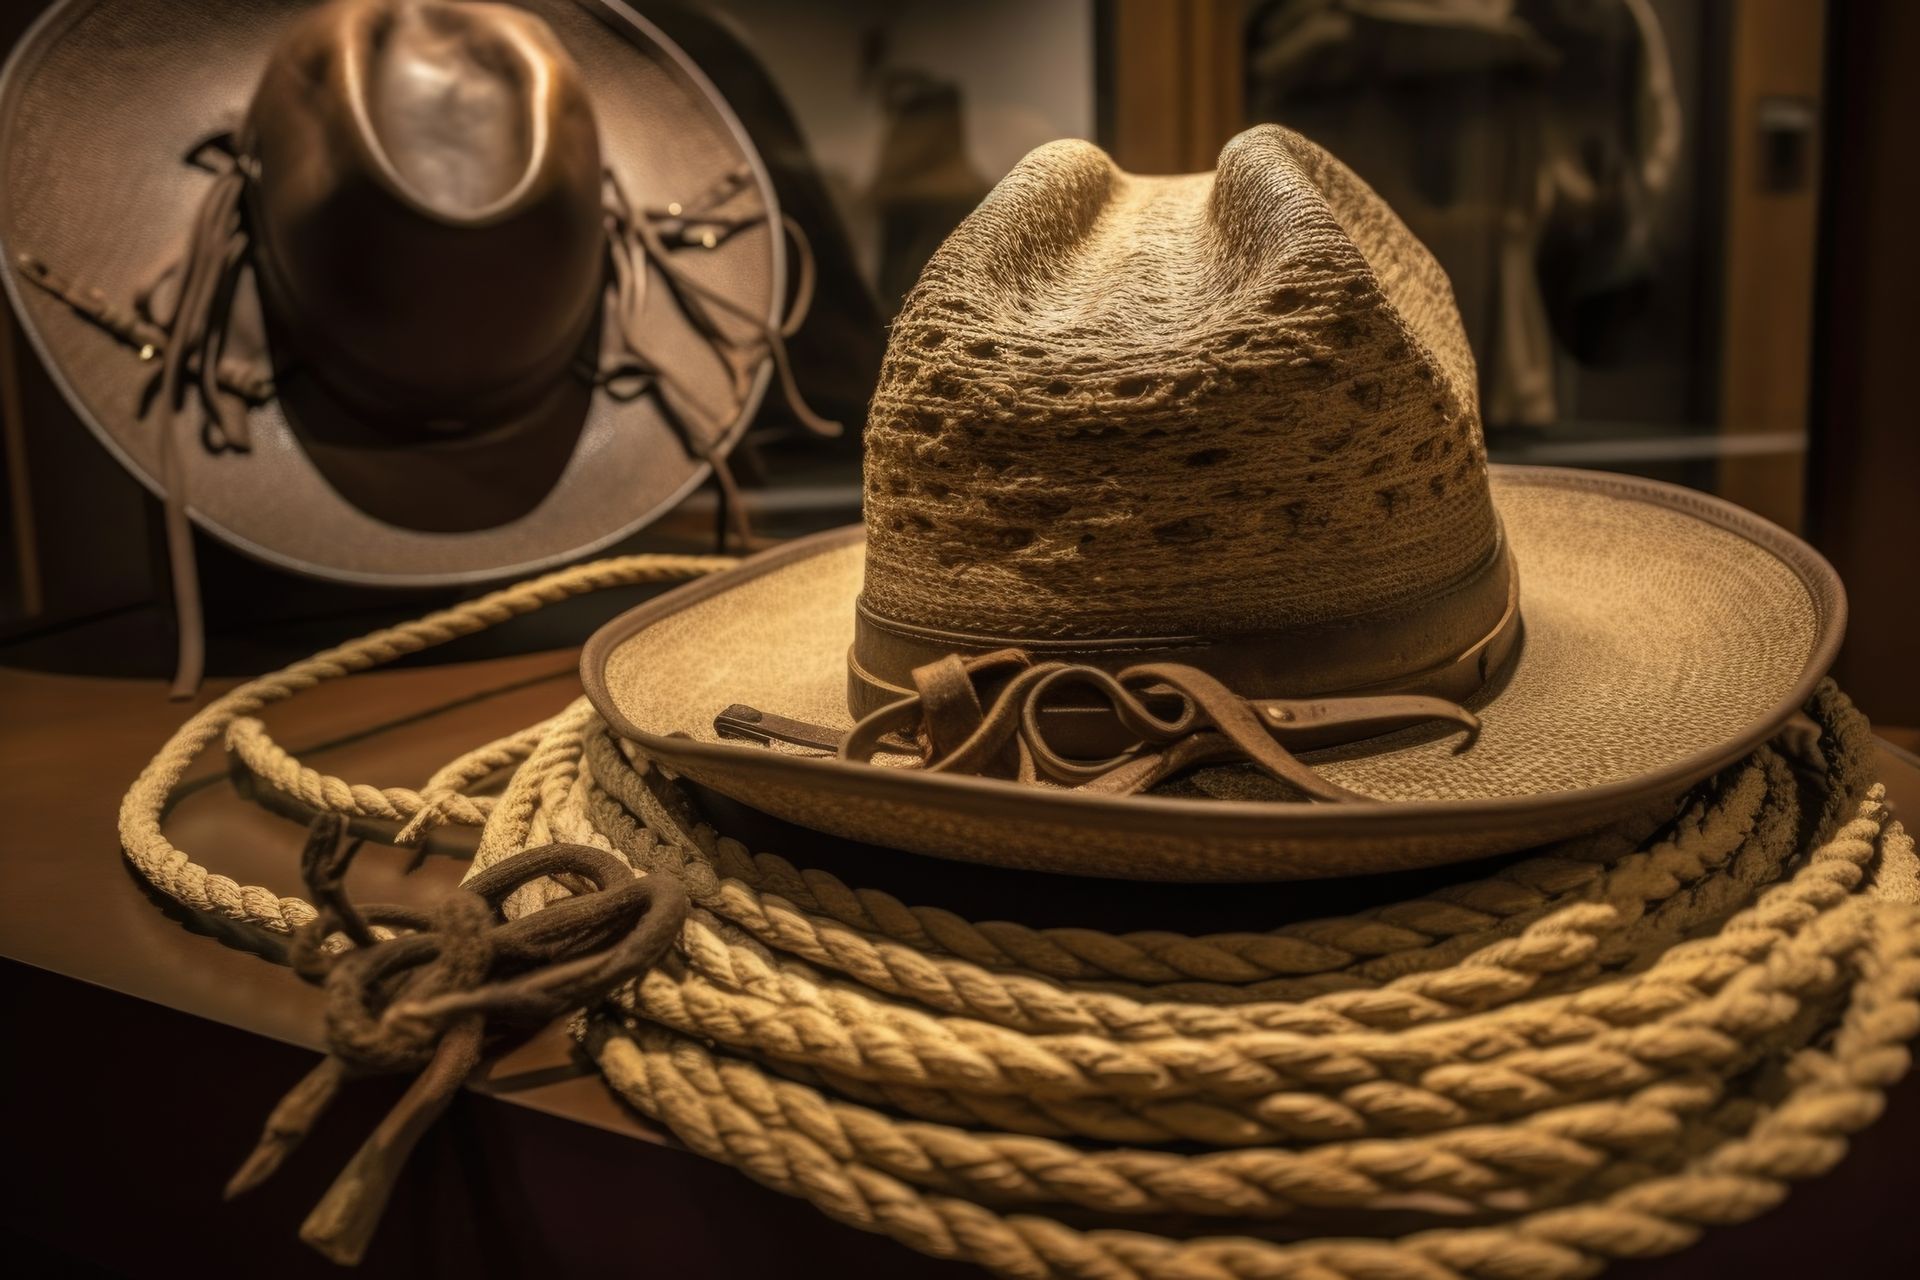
left=2, top=653, right=1917, bottom=1277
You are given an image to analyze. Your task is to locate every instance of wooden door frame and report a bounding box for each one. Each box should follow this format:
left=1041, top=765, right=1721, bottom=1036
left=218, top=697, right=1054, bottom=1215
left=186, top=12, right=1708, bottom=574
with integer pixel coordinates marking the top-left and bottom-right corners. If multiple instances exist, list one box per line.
left=1716, top=0, right=1828, bottom=531
left=1102, top=0, right=1243, bottom=175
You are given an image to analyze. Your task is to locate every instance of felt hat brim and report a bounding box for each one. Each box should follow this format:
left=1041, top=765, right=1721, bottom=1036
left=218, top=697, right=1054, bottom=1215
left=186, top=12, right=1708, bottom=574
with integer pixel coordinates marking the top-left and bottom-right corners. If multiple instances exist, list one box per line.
left=582, top=467, right=1846, bottom=880
left=0, top=0, right=779, bottom=585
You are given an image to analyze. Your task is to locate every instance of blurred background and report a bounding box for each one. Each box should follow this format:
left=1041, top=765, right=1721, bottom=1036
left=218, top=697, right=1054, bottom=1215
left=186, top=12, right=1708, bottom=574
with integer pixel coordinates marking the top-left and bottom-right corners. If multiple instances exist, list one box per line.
left=1, top=0, right=1913, bottom=732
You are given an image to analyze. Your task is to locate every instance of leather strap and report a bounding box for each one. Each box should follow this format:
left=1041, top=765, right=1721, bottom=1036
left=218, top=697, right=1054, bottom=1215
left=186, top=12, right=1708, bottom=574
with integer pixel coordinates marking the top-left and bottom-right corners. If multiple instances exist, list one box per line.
left=849, top=540, right=1522, bottom=724
left=600, top=165, right=841, bottom=553
left=724, top=566, right=1515, bottom=796
left=833, top=649, right=1484, bottom=801
left=226, top=814, right=688, bottom=1266
left=21, top=136, right=265, bottom=696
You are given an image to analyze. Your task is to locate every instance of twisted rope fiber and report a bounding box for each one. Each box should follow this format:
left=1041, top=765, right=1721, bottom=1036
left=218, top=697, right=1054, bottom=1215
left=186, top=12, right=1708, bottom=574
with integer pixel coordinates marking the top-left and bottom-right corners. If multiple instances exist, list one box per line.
left=495, top=704, right=1906, bottom=1154
left=571, top=760, right=1815, bottom=1105
left=584, top=887, right=1917, bottom=1280
left=581, top=728, right=1816, bottom=1014
left=227, top=714, right=559, bottom=846
left=574, top=719, right=1847, bottom=1020
left=587, top=823, right=1898, bottom=1130
left=432, top=690, right=1917, bottom=1275
left=489, top=701, right=1917, bottom=1275
left=224, top=620, right=1858, bottom=1019
left=585, top=724, right=1817, bottom=996
left=552, top=775, right=1919, bottom=1276
left=228, top=716, right=491, bottom=831
left=594, top=1019, right=1735, bottom=1219
left=217, top=656, right=1912, bottom=1159
left=117, top=553, right=733, bottom=933
left=120, top=553, right=1919, bottom=1276
left=242, top=705, right=1821, bottom=1065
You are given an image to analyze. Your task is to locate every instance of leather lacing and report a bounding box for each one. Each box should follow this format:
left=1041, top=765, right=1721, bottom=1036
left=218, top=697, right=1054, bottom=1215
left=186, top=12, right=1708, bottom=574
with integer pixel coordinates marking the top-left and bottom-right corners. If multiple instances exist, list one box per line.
left=18, top=136, right=258, bottom=701
left=598, top=164, right=840, bottom=552
left=17, top=134, right=835, bottom=698
left=724, top=648, right=1482, bottom=800
left=225, top=812, right=688, bottom=1266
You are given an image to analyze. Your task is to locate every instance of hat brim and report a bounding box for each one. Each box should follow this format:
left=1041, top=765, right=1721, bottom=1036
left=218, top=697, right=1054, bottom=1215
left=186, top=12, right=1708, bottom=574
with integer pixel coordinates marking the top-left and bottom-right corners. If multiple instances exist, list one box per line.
left=0, top=0, right=778, bottom=585
left=581, top=467, right=1846, bottom=880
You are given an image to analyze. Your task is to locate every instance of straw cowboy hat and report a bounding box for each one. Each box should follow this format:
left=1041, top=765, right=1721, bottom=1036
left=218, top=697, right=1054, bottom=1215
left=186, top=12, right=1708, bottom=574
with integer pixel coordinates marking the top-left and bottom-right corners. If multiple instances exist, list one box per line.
left=581, top=125, right=1843, bottom=880
left=0, top=0, right=836, bottom=692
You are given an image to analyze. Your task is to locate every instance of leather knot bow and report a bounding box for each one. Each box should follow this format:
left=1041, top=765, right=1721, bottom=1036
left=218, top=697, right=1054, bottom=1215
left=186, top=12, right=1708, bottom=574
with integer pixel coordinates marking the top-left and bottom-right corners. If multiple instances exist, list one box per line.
left=229, top=815, right=688, bottom=1265
left=836, top=650, right=1483, bottom=800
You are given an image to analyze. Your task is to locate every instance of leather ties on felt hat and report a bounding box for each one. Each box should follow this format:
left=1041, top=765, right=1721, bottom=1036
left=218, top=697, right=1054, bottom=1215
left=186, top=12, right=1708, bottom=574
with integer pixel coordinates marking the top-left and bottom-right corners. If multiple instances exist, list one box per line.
left=20, top=153, right=835, bottom=696
left=598, top=164, right=841, bottom=551
left=225, top=814, right=688, bottom=1267
left=17, top=135, right=266, bottom=699
left=15, top=7, right=840, bottom=702
left=22, top=148, right=836, bottom=698
left=723, top=648, right=1481, bottom=799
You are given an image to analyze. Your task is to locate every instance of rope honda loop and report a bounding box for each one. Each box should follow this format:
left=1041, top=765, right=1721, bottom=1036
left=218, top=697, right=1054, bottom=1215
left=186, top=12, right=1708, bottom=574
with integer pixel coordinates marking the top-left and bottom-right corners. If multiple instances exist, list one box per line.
left=119, top=555, right=1920, bottom=1274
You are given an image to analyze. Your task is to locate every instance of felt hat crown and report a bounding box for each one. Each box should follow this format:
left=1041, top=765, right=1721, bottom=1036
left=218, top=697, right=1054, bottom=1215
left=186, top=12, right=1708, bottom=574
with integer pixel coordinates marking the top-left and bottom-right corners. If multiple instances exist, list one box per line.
left=243, top=0, right=607, bottom=432
left=852, top=128, right=1517, bottom=715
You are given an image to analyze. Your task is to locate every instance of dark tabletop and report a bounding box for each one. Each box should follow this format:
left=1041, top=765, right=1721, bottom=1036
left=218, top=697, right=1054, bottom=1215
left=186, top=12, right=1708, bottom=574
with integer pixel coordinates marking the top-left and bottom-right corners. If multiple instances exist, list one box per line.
left=2, top=655, right=1917, bottom=1277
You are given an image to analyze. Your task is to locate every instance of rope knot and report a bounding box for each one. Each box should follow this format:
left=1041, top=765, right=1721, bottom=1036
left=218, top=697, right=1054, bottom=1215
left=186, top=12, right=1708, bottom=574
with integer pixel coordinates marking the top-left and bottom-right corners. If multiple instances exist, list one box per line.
left=229, top=813, right=689, bottom=1264
left=318, top=889, right=497, bottom=1073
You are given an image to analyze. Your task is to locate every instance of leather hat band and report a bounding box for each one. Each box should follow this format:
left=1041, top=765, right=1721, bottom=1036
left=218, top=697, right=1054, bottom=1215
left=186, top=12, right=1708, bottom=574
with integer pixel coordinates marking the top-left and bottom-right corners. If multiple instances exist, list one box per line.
left=848, top=537, right=1523, bottom=729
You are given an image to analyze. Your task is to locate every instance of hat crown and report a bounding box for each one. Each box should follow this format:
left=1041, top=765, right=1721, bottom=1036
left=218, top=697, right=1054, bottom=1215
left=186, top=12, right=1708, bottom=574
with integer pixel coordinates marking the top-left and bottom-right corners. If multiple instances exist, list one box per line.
left=854, top=127, right=1509, bottom=702
left=244, top=0, right=605, bottom=429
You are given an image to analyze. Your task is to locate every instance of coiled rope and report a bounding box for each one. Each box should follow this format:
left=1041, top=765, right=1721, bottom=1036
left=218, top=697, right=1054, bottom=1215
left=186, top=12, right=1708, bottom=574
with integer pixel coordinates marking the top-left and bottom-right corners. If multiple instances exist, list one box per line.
left=118, top=554, right=1920, bottom=1277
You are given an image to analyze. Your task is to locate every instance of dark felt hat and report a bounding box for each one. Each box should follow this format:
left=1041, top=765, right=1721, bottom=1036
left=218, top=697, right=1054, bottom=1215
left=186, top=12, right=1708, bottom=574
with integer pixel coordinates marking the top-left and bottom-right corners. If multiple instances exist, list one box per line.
left=0, top=0, right=794, bottom=596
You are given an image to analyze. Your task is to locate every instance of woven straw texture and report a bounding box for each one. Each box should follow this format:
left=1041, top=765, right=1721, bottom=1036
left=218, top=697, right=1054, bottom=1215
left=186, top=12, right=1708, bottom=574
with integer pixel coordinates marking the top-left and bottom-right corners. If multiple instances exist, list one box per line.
left=861, top=126, right=1499, bottom=641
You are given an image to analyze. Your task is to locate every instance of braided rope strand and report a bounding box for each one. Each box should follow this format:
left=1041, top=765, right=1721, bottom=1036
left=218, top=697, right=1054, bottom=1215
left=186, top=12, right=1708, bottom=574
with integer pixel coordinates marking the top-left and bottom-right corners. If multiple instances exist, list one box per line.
left=586, top=724, right=1843, bottom=996
left=576, top=748, right=1813, bottom=1037
left=491, top=696, right=1919, bottom=1275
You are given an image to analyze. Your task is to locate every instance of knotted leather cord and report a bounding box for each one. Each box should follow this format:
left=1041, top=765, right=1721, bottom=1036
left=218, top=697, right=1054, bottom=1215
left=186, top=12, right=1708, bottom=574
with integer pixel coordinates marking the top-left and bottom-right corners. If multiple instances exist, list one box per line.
left=21, top=144, right=834, bottom=698
left=16, top=135, right=259, bottom=699
left=224, top=812, right=688, bottom=1266
left=10, top=252, right=274, bottom=402
left=834, top=649, right=1482, bottom=800
left=115, top=552, right=1920, bottom=1274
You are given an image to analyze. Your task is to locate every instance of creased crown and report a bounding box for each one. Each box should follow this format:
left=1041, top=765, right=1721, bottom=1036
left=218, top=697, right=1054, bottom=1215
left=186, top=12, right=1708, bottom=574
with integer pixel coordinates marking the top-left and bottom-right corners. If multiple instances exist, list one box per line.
left=859, top=125, right=1502, bottom=655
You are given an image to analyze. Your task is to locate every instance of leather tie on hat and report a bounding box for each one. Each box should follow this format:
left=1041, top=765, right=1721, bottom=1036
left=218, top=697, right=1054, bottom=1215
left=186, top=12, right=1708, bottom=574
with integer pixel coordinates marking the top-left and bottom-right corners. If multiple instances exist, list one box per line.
left=738, top=649, right=1483, bottom=799
left=225, top=814, right=688, bottom=1267
left=598, top=165, right=841, bottom=551
left=18, top=135, right=263, bottom=699
left=20, top=147, right=838, bottom=697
